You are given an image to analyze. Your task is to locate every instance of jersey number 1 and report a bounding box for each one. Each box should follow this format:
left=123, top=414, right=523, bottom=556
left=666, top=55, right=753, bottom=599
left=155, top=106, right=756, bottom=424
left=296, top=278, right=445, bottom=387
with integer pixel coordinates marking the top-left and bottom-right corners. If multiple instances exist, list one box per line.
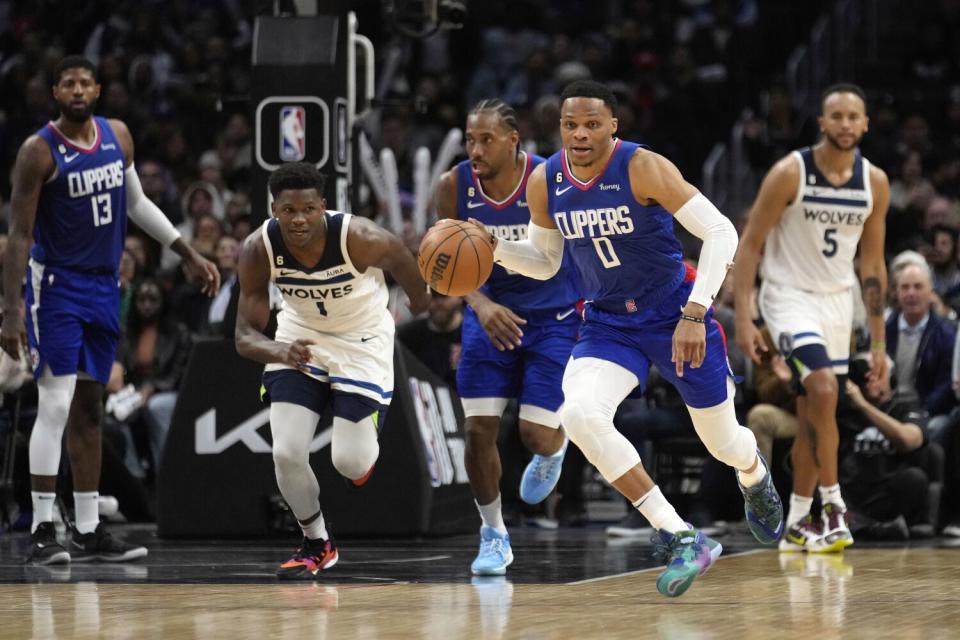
left=91, top=194, right=112, bottom=227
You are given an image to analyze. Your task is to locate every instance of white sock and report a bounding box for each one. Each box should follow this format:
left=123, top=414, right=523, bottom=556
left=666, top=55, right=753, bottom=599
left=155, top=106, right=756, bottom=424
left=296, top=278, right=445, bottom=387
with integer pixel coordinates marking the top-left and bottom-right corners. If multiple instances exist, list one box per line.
left=633, top=486, right=687, bottom=533
left=31, top=492, right=56, bottom=533
left=476, top=495, right=507, bottom=534
left=300, top=511, right=329, bottom=541
left=736, top=452, right=767, bottom=488
left=787, top=493, right=813, bottom=527
left=819, top=484, right=846, bottom=510
left=74, top=492, right=100, bottom=534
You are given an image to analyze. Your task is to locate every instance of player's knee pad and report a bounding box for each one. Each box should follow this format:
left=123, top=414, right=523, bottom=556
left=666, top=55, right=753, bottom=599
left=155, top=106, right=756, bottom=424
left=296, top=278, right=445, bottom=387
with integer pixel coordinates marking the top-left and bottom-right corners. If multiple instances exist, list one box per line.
left=687, top=397, right=757, bottom=470
left=29, top=372, right=77, bottom=476
left=559, top=401, right=640, bottom=482
left=331, top=415, right=379, bottom=480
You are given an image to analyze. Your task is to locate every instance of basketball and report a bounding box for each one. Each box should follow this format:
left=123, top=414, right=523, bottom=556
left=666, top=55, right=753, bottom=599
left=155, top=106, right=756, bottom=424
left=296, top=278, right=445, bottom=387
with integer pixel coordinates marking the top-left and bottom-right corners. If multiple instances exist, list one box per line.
left=418, top=219, right=495, bottom=296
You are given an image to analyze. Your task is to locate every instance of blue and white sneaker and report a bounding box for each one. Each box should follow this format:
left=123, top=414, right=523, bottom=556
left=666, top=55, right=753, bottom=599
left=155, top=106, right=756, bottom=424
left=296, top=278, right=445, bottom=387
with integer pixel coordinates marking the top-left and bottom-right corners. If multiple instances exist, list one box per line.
left=738, top=450, right=785, bottom=544
left=519, top=439, right=567, bottom=505
left=471, top=526, right=514, bottom=576
left=652, top=527, right=723, bottom=598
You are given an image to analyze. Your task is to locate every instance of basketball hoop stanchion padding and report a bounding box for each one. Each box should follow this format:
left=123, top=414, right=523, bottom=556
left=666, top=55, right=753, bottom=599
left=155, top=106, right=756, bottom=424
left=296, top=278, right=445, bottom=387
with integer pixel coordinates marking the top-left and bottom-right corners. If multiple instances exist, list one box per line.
left=158, top=339, right=476, bottom=537
left=251, top=7, right=353, bottom=222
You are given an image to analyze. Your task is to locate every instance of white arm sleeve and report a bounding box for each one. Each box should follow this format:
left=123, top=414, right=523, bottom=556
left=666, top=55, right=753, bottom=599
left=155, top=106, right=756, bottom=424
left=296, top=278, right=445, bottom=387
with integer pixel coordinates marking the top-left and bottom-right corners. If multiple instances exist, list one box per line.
left=492, top=221, right=564, bottom=280
left=673, top=193, right=738, bottom=308
left=125, top=165, right=181, bottom=248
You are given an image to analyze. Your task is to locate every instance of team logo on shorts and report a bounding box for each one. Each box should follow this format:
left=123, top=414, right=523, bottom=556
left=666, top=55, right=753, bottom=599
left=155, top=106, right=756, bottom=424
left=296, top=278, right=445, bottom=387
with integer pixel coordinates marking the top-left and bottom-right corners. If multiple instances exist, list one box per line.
left=778, top=332, right=795, bottom=358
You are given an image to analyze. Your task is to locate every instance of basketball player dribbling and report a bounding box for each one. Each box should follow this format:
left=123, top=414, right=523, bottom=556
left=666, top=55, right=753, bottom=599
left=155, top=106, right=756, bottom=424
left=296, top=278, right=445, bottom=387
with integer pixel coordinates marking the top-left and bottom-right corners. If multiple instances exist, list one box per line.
left=733, top=83, right=890, bottom=553
left=470, top=80, right=784, bottom=597
left=235, top=162, right=430, bottom=578
left=435, top=99, right=581, bottom=575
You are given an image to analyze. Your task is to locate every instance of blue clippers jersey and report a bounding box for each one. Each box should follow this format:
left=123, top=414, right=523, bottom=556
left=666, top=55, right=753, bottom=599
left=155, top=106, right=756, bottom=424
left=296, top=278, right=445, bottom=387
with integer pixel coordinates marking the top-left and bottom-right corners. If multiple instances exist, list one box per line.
left=32, top=117, right=127, bottom=273
left=455, top=152, right=579, bottom=311
left=546, top=140, right=685, bottom=312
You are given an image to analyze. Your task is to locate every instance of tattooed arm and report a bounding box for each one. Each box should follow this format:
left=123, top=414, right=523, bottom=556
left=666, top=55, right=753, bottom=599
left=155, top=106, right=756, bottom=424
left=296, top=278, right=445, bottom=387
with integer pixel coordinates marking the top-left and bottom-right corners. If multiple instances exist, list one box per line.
left=861, top=164, right=890, bottom=388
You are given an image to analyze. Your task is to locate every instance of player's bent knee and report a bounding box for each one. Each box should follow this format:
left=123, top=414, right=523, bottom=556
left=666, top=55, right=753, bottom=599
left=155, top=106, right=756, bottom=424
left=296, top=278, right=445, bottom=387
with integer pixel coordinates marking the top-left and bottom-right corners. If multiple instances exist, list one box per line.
left=802, top=370, right=839, bottom=403
left=331, top=445, right=379, bottom=480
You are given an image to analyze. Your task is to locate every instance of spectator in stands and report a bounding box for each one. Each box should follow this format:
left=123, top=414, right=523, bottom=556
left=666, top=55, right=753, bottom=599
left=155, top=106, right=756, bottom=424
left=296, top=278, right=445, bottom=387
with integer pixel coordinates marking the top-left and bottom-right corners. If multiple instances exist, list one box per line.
left=115, top=279, right=193, bottom=479
left=886, top=262, right=956, bottom=425
left=839, top=359, right=943, bottom=540
left=396, top=293, right=463, bottom=389
left=929, top=225, right=960, bottom=303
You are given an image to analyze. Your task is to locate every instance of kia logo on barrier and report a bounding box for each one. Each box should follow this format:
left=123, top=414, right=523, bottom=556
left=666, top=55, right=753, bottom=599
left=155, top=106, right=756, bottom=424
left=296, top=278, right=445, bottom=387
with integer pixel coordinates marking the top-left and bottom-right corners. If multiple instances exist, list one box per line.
left=194, top=408, right=331, bottom=454
left=280, top=106, right=306, bottom=161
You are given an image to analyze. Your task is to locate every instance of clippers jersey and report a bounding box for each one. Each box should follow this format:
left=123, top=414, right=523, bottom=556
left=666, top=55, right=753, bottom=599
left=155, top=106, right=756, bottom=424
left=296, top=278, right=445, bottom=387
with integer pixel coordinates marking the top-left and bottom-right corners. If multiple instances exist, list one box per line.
left=455, top=152, right=580, bottom=311
left=261, top=212, right=390, bottom=334
left=546, top=139, right=685, bottom=312
left=761, top=147, right=874, bottom=293
left=33, top=117, right=127, bottom=273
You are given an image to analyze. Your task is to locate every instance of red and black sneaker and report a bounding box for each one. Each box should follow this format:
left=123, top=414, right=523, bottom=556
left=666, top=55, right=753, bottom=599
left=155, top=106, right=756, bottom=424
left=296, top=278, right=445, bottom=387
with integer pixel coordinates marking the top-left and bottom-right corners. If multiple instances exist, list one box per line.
left=277, top=537, right=339, bottom=579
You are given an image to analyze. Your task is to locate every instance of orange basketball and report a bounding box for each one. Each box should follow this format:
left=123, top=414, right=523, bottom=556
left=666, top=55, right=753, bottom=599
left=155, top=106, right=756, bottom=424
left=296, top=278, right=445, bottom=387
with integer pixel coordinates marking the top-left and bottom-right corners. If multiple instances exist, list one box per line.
left=418, top=219, right=495, bottom=296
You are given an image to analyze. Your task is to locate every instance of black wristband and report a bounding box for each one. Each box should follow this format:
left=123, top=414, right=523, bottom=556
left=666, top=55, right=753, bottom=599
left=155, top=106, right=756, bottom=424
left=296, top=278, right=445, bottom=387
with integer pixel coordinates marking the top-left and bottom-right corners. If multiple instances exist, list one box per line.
left=680, top=314, right=705, bottom=324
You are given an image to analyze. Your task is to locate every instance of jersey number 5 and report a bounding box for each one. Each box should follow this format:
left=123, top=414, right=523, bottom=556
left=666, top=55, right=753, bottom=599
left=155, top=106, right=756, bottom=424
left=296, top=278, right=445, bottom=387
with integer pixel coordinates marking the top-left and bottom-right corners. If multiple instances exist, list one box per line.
left=822, top=228, right=838, bottom=258
left=592, top=237, right=622, bottom=268
left=91, top=194, right=113, bottom=227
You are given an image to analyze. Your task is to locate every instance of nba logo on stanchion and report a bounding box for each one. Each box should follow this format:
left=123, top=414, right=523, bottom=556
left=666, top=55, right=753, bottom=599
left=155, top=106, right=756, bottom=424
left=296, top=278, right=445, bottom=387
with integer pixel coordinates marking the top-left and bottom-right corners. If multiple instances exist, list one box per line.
left=279, top=106, right=306, bottom=161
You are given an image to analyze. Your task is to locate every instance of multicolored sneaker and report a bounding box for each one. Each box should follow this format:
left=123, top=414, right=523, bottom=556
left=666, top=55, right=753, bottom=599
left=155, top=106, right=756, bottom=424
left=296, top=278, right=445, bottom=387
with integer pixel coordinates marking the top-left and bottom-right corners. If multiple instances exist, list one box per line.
left=471, top=526, right=513, bottom=576
left=277, top=537, right=339, bottom=579
left=652, top=527, right=723, bottom=598
left=738, top=451, right=784, bottom=544
left=27, top=522, right=70, bottom=565
left=820, top=503, right=854, bottom=552
left=70, top=524, right=148, bottom=562
left=519, top=439, right=567, bottom=505
left=778, top=514, right=829, bottom=552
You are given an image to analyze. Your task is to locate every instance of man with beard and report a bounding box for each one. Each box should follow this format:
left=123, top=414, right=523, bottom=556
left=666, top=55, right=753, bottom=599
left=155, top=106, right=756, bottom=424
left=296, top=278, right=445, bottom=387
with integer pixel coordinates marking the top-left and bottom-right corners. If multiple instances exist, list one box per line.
left=1, top=56, right=219, bottom=565
left=733, top=83, right=891, bottom=553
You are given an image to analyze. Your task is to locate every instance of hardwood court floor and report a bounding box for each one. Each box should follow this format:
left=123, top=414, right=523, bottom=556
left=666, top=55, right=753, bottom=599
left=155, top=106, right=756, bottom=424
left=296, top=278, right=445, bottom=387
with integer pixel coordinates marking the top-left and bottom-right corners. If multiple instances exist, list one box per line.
left=1, top=526, right=959, bottom=639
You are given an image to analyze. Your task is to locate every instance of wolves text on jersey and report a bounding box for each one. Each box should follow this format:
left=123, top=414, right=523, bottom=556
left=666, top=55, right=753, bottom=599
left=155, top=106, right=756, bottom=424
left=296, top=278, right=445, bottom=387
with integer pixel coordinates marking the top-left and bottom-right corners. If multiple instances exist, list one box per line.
left=278, top=284, right=354, bottom=300
left=803, top=208, right=866, bottom=226
left=553, top=206, right=635, bottom=240
left=67, top=160, right=124, bottom=198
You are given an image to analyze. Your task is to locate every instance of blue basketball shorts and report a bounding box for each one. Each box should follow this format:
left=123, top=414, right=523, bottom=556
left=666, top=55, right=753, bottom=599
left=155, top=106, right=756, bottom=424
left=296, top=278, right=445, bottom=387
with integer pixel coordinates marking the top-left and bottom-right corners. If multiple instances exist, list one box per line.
left=456, top=304, right=580, bottom=414
left=24, top=260, right=120, bottom=384
left=574, top=278, right=734, bottom=409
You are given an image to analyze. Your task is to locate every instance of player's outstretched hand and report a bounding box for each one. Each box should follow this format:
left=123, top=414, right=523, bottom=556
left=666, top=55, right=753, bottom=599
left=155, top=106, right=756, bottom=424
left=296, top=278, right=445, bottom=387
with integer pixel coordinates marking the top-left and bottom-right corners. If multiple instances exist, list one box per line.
left=0, top=313, right=27, bottom=361
left=473, top=298, right=525, bottom=351
left=182, top=249, right=221, bottom=297
left=735, top=319, right=768, bottom=365
left=283, top=338, right=317, bottom=373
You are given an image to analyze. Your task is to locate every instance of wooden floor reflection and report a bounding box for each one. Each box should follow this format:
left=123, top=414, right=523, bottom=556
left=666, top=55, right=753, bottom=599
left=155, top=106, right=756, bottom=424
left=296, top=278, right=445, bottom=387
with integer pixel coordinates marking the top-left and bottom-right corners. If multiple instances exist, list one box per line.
left=3, top=548, right=959, bottom=639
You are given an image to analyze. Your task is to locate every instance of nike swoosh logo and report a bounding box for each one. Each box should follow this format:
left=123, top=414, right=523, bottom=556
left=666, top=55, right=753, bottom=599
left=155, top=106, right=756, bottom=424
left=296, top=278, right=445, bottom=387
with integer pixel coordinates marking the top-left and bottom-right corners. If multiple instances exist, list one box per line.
left=466, top=201, right=485, bottom=209
left=64, top=152, right=79, bottom=163
left=556, top=308, right=576, bottom=321
left=101, top=143, right=116, bottom=150
left=278, top=269, right=298, bottom=276
left=361, top=336, right=375, bottom=342
left=516, top=201, right=528, bottom=208
left=555, top=185, right=573, bottom=196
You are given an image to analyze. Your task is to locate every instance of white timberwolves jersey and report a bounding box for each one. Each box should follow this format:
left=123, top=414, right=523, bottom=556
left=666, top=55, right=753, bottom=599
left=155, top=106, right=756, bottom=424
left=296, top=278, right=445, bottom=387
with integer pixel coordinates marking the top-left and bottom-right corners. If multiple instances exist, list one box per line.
left=761, top=147, right=873, bottom=293
left=261, top=212, right=390, bottom=335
